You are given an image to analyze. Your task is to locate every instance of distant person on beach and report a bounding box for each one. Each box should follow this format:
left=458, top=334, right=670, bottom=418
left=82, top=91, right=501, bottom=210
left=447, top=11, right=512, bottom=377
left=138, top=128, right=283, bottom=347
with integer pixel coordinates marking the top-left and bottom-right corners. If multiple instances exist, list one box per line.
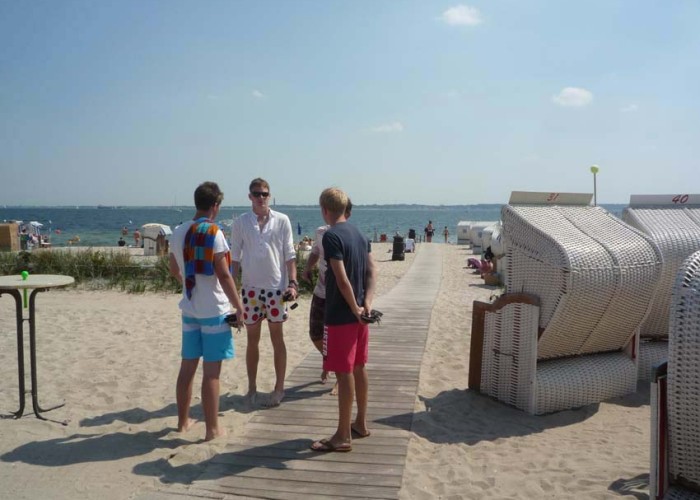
left=310, top=187, right=376, bottom=453
left=121, top=226, right=128, bottom=236
left=424, top=221, right=435, bottom=243
left=133, top=228, right=141, bottom=248
left=443, top=226, right=450, bottom=243
left=117, top=237, right=126, bottom=247
left=168, top=181, right=244, bottom=441
left=230, top=178, right=298, bottom=408
left=302, top=199, right=353, bottom=396
left=479, top=246, right=495, bottom=278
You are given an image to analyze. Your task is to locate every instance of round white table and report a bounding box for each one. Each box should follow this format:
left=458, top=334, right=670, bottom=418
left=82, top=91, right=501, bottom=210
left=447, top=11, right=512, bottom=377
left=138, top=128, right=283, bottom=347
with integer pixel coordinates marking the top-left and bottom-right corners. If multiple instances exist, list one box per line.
left=0, top=274, right=74, bottom=422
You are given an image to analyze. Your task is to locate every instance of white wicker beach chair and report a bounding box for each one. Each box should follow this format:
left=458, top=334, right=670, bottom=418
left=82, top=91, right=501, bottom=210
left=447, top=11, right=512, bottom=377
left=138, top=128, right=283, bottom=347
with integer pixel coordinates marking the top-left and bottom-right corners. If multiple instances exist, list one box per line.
left=622, top=195, right=700, bottom=381
left=470, top=192, right=663, bottom=415
left=650, top=250, right=700, bottom=499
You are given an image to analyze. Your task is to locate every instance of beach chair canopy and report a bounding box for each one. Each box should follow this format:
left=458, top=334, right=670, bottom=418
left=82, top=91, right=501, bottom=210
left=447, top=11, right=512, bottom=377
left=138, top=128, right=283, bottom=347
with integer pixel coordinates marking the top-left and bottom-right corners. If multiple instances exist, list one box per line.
left=622, top=194, right=700, bottom=341
left=141, top=223, right=172, bottom=237
left=504, top=192, right=662, bottom=359
left=471, top=191, right=663, bottom=414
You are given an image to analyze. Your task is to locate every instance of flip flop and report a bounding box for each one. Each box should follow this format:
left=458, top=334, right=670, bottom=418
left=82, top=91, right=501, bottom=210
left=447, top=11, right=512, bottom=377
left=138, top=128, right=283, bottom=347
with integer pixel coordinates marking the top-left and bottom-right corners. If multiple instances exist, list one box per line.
left=310, top=438, right=352, bottom=453
left=351, top=425, right=371, bottom=439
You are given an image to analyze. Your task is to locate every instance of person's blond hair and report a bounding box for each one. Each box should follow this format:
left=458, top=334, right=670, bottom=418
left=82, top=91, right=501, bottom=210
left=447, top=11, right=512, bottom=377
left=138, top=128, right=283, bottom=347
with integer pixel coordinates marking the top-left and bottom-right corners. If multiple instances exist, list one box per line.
left=319, top=187, right=349, bottom=216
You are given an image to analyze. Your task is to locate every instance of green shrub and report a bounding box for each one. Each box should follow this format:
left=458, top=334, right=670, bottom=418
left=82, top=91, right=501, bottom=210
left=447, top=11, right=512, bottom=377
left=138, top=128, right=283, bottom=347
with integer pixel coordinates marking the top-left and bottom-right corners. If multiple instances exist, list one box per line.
left=0, top=250, right=312, bottom=296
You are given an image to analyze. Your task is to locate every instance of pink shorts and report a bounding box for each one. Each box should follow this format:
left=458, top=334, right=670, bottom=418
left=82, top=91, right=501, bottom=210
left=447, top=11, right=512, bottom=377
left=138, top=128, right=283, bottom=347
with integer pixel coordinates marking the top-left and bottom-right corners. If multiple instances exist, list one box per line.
left=322, top=322, right=369, bottom=373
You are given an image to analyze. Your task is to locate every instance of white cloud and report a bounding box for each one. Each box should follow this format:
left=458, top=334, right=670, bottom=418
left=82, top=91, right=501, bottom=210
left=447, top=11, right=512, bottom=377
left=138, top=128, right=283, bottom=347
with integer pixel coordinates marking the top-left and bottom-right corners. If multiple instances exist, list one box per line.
left=621, top=103, right=639, bottom=113
left=252, top=89, right=265, bottom=99
left=370, top=121, right=404, bottom=133
left=552, top=87, right=593, bottom=107
left=440, top=5, right=483, bottom=26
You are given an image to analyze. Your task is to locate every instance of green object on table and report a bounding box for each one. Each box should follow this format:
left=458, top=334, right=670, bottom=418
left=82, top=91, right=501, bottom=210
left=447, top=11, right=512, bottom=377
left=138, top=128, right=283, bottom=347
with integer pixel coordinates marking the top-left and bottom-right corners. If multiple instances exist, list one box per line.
left=21, top=270, right=29, bottom=308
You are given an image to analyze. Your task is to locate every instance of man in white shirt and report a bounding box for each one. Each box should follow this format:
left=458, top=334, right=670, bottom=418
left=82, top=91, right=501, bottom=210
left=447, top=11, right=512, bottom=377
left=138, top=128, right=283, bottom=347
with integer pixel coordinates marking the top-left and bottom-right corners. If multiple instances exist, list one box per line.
left=230, top=178, right=298, bottom=407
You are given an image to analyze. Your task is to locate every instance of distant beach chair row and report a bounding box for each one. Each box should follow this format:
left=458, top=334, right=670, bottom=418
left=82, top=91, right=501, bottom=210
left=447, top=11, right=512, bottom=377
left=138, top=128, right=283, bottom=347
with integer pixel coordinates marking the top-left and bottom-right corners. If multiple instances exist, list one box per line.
left=469, top=192, right=700, bottom=417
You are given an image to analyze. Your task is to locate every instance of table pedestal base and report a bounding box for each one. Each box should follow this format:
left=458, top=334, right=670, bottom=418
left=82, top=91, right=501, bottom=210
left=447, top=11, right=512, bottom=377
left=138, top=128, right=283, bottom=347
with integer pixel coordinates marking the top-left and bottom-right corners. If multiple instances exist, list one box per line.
left=1, top=288, right=66, bottom=424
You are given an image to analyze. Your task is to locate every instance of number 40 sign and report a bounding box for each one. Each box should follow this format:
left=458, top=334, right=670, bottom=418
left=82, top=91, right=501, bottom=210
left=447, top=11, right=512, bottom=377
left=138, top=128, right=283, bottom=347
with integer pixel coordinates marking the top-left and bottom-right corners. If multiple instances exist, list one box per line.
left=629, top=194, right=700, bottom=206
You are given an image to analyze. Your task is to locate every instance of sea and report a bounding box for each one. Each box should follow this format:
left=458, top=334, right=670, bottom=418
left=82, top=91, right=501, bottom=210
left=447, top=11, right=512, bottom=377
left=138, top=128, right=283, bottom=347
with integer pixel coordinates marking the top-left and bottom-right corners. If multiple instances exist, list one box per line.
left=0, top=204, right=626, bottom=248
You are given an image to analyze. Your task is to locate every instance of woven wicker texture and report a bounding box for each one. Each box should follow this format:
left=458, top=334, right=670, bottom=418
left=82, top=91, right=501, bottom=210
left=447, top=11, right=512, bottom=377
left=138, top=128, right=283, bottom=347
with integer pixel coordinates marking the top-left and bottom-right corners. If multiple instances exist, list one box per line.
left=664, top=487, right=700, bottom=499
left=623, top=206, right=700, bottom=342
left=502, top=204, right=662, bottom=360
left=667, top=250, right=700, bottom=490
left=480, top=301, right=637, bottom=414
left=481, top=302, right=539, bottom=412
left=534, top=353, right=637, bottom=415
left=639, top=339, right=670, bottom=381
left=650, top=376, right=665, bottom=498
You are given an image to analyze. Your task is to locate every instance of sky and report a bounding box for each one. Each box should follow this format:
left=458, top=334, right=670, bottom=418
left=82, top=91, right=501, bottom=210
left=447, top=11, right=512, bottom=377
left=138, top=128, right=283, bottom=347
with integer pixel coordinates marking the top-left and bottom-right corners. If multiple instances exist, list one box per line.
left=1, top=0, right=699, bottom=206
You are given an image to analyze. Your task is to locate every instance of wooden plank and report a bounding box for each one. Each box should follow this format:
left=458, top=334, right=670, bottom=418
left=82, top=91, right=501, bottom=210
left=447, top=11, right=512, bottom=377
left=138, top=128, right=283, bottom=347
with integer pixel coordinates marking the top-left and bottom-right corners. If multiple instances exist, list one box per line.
left=230, top=435, right=410, bottom=454
left=199, top=465, right=403, bottom=488
left=194, top=475, right=398, bottom=500
left=245, top=423, right=410, bottom=438
left=207, top=454, right=404, bottom=476
left=253, top=408, right=413, bottom=422
left=218, top=444, right=406, bottom=465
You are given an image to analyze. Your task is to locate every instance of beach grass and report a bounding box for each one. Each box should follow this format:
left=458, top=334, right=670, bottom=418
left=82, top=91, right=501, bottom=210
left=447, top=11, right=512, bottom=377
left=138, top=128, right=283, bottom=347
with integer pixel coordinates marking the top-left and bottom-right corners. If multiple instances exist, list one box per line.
left=0, top=249, right=317, bottom=295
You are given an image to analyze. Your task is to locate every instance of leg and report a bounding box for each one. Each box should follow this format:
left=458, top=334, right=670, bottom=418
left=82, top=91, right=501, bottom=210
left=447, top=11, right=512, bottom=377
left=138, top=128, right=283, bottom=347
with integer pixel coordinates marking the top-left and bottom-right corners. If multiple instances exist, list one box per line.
left=352, top=323, right=370, bottom=436
left=311, top=323, right=355, bottom=451
left=176, top=358, right=199, bottom=432
left=352, top=364, right=370, bottom=436
left=310, top=370, right=354, bottom=452
left=202, top=360, right=225, bottom=441
left=2, top=290, right=26, bottom=418
left=309, top=295, right=328, bottom=384
left=28, top=290, right=64, bottom=418
left=335, top=371, right=355, bottom=442
left=265, top=321, right=286, bottom=407
left=312, top=338, right=328, bottom=381
left=245, top=321, right=262, bottom=404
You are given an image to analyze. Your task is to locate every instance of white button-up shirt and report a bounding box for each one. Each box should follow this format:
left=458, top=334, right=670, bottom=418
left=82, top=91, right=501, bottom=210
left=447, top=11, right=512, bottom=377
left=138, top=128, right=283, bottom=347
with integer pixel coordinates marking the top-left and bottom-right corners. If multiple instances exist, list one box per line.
left=230, top=209, right=296, bottom=289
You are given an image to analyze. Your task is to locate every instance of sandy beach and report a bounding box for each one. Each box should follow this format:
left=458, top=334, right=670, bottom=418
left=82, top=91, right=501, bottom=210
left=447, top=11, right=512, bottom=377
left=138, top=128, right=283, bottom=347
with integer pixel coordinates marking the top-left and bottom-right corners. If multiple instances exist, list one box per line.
left=0, top=242, right=651, bottom=499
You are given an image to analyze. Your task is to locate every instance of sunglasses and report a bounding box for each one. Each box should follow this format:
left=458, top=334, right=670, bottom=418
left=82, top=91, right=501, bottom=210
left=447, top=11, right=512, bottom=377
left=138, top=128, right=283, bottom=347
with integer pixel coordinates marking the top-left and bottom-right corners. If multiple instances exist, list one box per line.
left=251, top=191, right=270, bottom=198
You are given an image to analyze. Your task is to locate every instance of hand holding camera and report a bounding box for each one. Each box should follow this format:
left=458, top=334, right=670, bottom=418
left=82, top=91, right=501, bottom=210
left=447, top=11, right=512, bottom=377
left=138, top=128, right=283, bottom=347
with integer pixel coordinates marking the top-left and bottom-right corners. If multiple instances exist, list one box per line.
left=360, top=309, right=383, bottom=324
left=225, top=312, right=243, bottom=331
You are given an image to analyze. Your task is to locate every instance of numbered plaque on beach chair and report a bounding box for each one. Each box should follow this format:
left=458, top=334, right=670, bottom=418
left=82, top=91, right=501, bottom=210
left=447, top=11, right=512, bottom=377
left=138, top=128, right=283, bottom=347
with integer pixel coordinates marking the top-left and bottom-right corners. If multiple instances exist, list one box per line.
left=650, top=250, right=700, bottom=499
left=470, top=192, right=663, bottom=415
left=622, top=194, right=700, bottom=381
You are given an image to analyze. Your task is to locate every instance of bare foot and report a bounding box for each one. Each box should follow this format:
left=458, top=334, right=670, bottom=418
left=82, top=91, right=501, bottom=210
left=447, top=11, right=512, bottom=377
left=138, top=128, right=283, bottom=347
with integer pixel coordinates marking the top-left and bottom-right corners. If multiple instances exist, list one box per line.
left=263, top=390, right=285, bottom=407
left=320, top=370, right=329, bottom=384
left=330, top=382, right=338, bottom=396
left=177, top=418, right=196, bottom=433
left=204, top=428, right=227, bottom=442
left=245, top=390, right=258, bottom=408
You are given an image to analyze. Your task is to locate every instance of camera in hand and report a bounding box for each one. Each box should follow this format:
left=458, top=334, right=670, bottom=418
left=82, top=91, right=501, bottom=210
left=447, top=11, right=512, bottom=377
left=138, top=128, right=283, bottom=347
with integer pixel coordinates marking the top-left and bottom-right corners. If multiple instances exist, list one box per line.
left=361, top=309, right=383, bottom=324
left=283, top=290, right=299, bottom=309
left=225, top=313, right=238, bottom=327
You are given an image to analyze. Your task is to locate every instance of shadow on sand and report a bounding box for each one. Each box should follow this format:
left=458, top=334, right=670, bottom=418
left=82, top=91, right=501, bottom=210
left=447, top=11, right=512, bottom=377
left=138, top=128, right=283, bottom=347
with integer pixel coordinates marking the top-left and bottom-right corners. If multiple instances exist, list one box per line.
left=132, top=438, right=315, bottom=485
left=373, top=388, right=597, bottom=446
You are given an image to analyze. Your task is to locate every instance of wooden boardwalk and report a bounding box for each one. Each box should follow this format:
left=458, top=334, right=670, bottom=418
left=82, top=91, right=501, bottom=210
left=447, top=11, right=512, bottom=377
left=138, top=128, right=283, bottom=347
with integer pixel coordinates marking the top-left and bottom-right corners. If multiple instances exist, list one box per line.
left=162, top=243, right=441, bottom=499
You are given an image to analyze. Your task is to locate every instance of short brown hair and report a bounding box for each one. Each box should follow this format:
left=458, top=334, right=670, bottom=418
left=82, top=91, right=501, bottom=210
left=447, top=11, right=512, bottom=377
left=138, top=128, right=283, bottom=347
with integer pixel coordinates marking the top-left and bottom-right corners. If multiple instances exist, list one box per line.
left=194, top=182, right=224, bottom=210
left=249, top=178, right=270, bottom=193
left=319, top=187, right=349, bottom=216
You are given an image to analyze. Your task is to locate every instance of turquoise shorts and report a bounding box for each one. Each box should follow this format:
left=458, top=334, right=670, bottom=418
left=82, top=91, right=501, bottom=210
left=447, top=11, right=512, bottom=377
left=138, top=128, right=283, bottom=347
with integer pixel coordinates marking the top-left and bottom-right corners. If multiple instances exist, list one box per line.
left=181, top=314, right=234, bottom=362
